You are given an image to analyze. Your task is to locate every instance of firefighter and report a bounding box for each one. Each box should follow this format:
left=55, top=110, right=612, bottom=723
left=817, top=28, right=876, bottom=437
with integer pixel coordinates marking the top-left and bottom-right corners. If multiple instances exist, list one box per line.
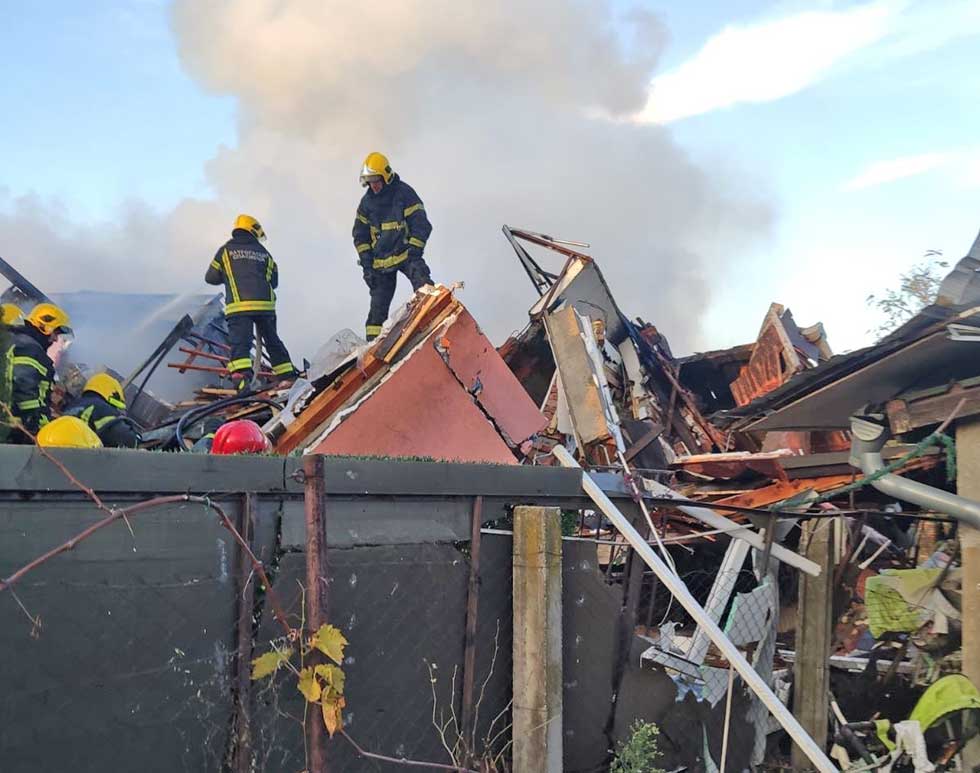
left=63, top=373, right=141, bottom=448
left=5, top=303, right=71, bottom=440
left=0, top=304, right=22, bottom=443
left=1, top=303, right=24, bottom=328
left=205, top=215, right=297, bottom=391
left=352, top=152, right=433, bottom=340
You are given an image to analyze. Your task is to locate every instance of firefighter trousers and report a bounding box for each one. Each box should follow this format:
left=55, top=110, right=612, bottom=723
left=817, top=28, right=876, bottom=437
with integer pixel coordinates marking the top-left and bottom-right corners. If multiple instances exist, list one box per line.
left=226, top=313, right=295, bottom=380
left=363, top=257, right=433, bottom=340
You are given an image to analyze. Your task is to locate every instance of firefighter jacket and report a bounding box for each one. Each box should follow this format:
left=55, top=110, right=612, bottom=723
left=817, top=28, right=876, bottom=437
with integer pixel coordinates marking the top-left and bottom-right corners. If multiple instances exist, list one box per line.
left=6, top=325, right=54, bottom=431
left=63, top=393, right=141, bottom=448
left=205, top=229, right=279, bottom=316
left=353, top=174, right=432, bottom=273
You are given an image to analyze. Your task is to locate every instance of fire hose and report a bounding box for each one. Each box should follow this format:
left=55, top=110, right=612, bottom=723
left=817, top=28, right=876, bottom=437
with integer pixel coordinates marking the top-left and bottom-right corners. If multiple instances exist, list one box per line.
left=173, top=393, right=283, bottom=451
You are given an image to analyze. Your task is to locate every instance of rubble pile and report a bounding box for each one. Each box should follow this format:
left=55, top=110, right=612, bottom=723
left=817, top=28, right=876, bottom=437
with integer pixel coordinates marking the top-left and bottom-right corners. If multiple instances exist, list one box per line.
left=5, top=224, right=980, bottom=770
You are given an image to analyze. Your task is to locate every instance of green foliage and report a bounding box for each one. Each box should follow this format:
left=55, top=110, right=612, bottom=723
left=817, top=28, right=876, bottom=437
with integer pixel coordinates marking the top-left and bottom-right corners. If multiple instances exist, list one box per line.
left=251, top=647, right=291, bottom=679
left=866, top=250, right=948, bottom=340
left=560, top=509, right=579, bottom=537
left=251, top=623, right=349, bottom=738
left=611, top=720, right=664, bottom=773
left=310, top=622, right=348, bottom=664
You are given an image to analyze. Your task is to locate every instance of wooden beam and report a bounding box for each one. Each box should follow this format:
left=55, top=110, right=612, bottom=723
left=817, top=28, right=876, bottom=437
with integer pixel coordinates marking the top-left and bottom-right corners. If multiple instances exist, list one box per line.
left=623, top=423, right=664, bottom=463
left=888, top=381, right=980, bottom=434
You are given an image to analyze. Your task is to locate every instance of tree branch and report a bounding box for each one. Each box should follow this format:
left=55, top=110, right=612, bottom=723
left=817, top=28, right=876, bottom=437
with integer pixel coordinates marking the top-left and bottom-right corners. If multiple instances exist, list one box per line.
left=341, top=730, right=479, bottom=772
left=0, top=493, right=294, bottom=639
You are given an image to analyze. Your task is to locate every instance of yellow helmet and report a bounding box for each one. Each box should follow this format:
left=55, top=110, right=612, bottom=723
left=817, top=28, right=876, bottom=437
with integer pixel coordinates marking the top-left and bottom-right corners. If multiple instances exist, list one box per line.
left=84, top=373, right=127, bottom=410
left=1, top=303, right=24, bottom=326
left=26, top=302, right=72, bottom=337
left=234, top=214, right=266, bottom=241
left=36, top=416, right=103, bottom=449
left=360, top=152, right=393, bottom=186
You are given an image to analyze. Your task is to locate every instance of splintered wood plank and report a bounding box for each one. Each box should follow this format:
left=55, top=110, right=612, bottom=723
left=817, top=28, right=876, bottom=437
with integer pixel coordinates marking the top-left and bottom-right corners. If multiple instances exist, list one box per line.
left=274, top=352, right=386, bottom=454
left=378, top=290, right=457, bottom=363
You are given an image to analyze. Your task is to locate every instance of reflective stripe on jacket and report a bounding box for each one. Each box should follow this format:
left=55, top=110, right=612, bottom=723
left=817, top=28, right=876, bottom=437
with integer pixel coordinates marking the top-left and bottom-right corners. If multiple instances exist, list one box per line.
left=8, top=327, right=54, bottom=426
left=63, top=393, right=140, bottom=448
left=352, top=174, right=432, bottom=273
left=205, top=229, right=279, bottom=315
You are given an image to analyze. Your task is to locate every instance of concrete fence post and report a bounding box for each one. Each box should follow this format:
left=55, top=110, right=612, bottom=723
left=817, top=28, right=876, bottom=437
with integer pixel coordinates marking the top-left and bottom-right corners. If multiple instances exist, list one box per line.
left=513, top=506, right=563, bottom=773
left=792, top=518, right=835, bottom=771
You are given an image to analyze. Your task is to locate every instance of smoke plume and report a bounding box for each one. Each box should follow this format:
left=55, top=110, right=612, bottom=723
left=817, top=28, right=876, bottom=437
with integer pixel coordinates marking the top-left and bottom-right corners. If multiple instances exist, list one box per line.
left=2, top=0, right=772, bottom=358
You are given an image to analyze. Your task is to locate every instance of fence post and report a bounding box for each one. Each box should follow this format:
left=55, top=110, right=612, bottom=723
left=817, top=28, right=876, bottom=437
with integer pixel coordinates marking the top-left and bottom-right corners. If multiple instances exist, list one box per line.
left=303, top=455, right=330, bottom=773
left=512, top=505, right=563, bottom=773
left=792, top=518, right=836, bottom=771
left=956, top=416, right=980, bottom=768
left=460, top=496, right=484, bottom=756
left=230, top=492, right=256, bottom=773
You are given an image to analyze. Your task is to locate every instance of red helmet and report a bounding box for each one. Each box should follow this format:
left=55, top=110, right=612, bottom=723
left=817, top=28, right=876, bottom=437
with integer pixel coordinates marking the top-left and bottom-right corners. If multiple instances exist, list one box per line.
left=211, top=420, right=270, bottom=455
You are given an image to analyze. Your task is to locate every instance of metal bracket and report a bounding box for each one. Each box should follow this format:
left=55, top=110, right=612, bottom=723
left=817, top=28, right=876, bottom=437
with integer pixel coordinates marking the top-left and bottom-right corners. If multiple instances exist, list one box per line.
left=947, top=323, right=980, bottom=342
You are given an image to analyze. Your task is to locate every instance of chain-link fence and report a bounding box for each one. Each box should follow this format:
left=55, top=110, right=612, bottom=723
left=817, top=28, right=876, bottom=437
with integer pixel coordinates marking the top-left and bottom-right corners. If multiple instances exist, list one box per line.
left=1, top=447, right=841, bottom=773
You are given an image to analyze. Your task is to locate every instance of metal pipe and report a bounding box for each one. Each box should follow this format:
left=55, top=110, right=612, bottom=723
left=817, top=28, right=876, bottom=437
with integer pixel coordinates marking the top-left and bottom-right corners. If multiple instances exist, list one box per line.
left=553, top=445, right=839, bottom=773
left=849, top=414, right=980, bottom=530
left=232, top=493, right=257, bottom=773
left=0, top=255, right=50, bottom=303
left=460, top=496, right=483, bottom=753
left=303, top=455, right=330, bottom=772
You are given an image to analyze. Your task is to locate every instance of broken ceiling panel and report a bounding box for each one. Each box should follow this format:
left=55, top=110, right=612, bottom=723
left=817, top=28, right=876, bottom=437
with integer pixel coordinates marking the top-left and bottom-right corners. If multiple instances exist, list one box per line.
left=272, top=284, right=546, bottom=463
left=544, top=305, right=624, bottom=455
left=438, top=308, right=547, bottom=447
left=308, top=326, right=519, bottom=464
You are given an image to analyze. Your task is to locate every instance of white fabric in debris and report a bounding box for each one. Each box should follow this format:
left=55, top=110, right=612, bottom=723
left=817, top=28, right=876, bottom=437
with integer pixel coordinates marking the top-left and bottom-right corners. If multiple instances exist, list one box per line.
left=880, top=720, right=935, bottom=773
left=306, top=328, right=364, bottom=383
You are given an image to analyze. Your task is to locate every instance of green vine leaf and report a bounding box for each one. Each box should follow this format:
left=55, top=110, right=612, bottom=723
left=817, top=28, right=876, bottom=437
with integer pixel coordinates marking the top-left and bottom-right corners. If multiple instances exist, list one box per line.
left=311, top=624, right=348, bottom=665
left=321, top=694, right=346, bottom=737
left=251, top=648, right=291, bottom=680
left=315, top=663, right=346, bottom=694
left=297, top=666, right=322, bottom=702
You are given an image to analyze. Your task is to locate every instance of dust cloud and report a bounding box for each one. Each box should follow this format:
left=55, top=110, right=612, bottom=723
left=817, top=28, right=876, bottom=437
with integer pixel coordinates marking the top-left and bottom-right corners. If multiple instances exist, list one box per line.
left=2, top=0, right=772, bottom=359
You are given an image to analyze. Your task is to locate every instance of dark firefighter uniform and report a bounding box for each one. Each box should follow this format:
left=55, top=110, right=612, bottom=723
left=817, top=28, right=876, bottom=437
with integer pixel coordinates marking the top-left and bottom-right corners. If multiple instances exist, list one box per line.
left=63, top=393, right=139, bottom=447
left=353, top=172, right=433, bottom=340
left=7, top=324, right=55, bottom=436
left=63, top=373, right=141, bottom=448
left=205, top=217, right=296, bottom=386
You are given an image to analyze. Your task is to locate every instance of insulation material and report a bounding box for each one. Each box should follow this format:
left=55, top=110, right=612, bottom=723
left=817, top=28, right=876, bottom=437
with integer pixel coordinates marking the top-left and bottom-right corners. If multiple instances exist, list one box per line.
left=306, top=328, right=364, bottom=384
left=618, top=337, right=654, bottom=420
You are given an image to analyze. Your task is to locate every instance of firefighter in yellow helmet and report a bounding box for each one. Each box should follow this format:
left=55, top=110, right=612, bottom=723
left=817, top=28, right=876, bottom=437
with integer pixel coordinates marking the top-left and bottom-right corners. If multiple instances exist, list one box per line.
left=353, top=152, right=434, bottom=340
left=63, top=373, right=141, bottom=448
left=0, top=304, right=22, bottom=443
left=205, top=215, right=298, bottom=391
left=5, top=302, right=71, bottom=441
left=1, top=303, right=24, bottom=327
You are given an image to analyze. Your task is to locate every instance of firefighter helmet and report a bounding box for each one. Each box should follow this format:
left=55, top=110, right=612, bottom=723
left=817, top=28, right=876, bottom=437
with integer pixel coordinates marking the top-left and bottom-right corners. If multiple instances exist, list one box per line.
left=211, top=419, right=270, bottom=455
left=234, top=214, right=266, bottom=242
left=84, top=373, right=127, bottom=410
left=26, top=303, right=72, bottom=337
left=36, top=416, right=103, bottom=449
left=1, top=303, right=24, bottom=326
left=360, top=152, right=393, bottom=186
